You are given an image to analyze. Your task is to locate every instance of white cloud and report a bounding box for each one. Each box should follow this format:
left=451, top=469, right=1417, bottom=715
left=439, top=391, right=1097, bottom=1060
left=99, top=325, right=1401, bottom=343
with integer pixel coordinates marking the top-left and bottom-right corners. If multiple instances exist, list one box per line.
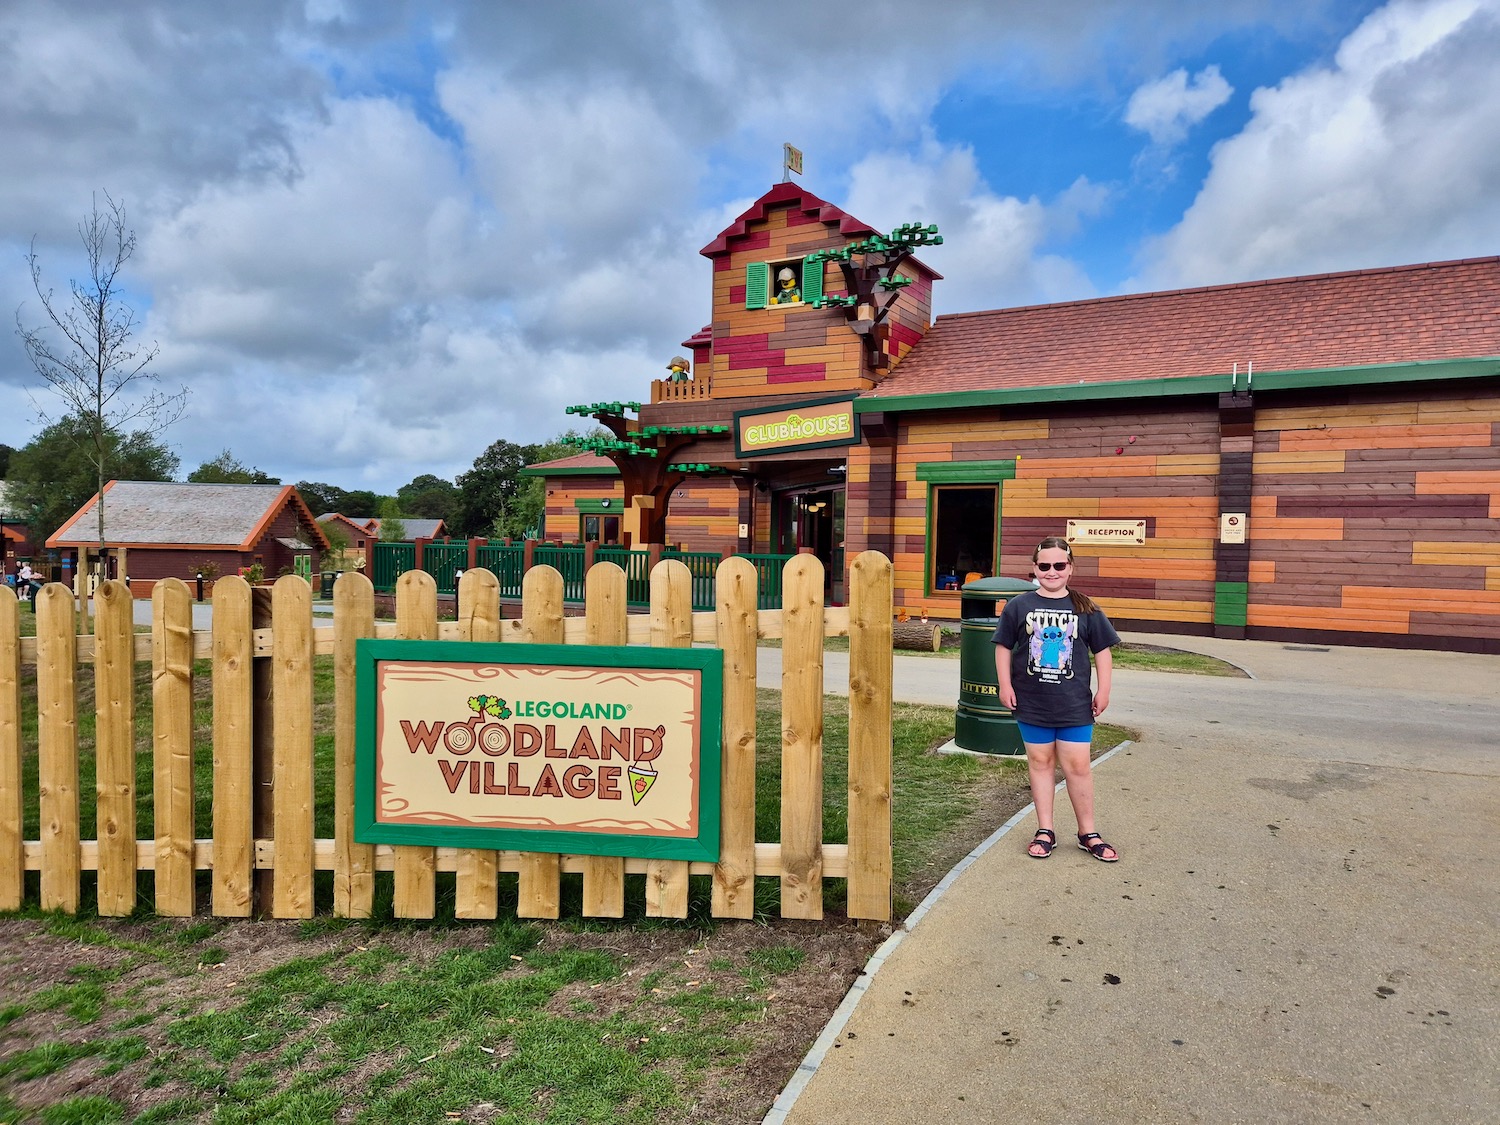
left=843, top=143, right=1105, bottom=315
left=3, top=0, right=1462, bottom=494
left=1137, top=0, right=1500, bottom=287
left=1125, top=65, right=1234, bottom=146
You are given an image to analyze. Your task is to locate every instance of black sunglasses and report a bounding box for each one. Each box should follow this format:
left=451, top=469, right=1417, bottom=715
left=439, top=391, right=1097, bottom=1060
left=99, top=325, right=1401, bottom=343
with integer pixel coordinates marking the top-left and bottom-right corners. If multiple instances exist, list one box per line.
left=1034, top=560, right=1071, bottom=571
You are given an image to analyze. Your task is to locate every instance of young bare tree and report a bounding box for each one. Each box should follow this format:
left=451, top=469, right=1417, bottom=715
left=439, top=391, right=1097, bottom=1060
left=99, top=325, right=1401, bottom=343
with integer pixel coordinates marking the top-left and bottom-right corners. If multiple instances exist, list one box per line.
left=16, top=192, right=187, bottom=580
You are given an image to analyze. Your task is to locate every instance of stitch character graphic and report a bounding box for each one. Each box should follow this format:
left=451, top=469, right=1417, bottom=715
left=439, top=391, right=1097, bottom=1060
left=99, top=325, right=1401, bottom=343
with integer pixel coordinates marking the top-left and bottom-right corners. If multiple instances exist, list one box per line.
left=1027, top=612, right=1078, bottom=679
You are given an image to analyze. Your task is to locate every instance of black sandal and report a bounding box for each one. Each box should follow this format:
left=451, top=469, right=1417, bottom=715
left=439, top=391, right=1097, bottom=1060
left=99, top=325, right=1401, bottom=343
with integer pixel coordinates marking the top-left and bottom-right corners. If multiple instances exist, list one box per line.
left=1077, top=832, right=1118, bottom=862
left=1027, top=828, right=1056, bottom=859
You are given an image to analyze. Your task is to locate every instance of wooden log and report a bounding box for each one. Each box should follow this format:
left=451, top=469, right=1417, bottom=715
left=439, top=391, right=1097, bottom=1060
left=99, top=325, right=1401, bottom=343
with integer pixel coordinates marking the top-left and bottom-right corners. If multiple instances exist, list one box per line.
left=847, top=552, right=893, bottom=921
left=892, top=621, right=941, bottom=651
left=454, top=568, right=501, bottom=920
left=780, top=554, right=824, bottom=920
left=333, top=571, right=376, bottom=918
left=152, top=578, right=196, bottom=917
left=516, top=566, right=564, bottom=919
left=272, top=576, right=315, bottom=919
left=94, top=580, right=136, bottom=916
left=712, top=556, right=758, bottom=920
left=0, top=590, right=21, bottom=911
left=581, top=563, right=627, bottom=919
left=212, top=576, right=254, bottom=916
left=37, top=585, right=79, bottom=914
left=393, top=571, right=438, bottom=918
left=645, top=560, right=692, bottom=919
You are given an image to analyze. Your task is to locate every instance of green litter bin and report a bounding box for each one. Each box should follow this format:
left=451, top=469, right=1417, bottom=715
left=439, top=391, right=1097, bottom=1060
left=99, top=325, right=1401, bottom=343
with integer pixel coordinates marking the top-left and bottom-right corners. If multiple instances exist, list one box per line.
left=320, top=570, right=336, bottom=598
left=955, top=576, right=1037, bottom=755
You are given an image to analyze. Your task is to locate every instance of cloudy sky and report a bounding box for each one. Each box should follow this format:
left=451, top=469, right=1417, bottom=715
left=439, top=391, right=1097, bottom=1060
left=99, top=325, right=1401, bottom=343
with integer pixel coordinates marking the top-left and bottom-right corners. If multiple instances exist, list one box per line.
left=3, top=0, right=1498, bottom=494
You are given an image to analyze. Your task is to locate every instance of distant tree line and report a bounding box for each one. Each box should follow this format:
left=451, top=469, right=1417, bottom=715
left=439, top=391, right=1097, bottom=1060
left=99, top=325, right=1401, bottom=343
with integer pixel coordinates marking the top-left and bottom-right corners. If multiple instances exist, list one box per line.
left=3, top=426, right=601, bottom=547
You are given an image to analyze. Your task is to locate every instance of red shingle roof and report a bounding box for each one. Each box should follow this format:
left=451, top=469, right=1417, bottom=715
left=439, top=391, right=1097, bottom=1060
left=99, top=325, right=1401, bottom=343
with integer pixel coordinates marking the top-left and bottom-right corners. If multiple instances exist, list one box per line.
left=522, top=452, right=616, bottom=475
left=700, top=181, right=878, bottom=258
left=865, top=257, right=1500, bottom=399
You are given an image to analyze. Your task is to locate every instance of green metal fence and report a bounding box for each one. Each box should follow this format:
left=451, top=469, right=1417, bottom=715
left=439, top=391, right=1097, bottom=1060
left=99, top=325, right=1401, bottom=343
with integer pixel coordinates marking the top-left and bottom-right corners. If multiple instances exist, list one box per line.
left=663, top=549, right=721, bottom=612
left=475, top=544, right=524, bottom=597
left=422, top=542, right=469, bottom=595
left=371, top=542, right=415, bottom=591
left=595, top=548, right=653, bottom=607
left=531, top=545, right=587, bottom=603
left=736, top=552, right=792, bottom=610
left=372, top=542, right=792, bottom=609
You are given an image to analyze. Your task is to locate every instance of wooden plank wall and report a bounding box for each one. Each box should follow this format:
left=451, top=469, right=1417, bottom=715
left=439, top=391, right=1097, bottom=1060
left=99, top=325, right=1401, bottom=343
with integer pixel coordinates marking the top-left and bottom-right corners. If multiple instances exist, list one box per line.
left=0, top=558, right=894, bottom=921
left=1247, top=387, right=1500, bottom=643
left=543, top=479, right=624, bottom=542
left=543, top=477, right=739, bottom=556
left=658, top=478, right=740, bottom=554
left=847, top=383, right=1499, bottom=646
left=877, top=405, right=1222, bottom=624
left=710, top=205, right=867, bottom=399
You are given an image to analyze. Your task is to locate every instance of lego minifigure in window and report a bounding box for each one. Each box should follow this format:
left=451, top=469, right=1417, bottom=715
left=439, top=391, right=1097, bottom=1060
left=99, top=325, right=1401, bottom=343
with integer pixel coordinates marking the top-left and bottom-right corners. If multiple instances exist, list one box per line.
left=770, top=266, right=801, bottom=304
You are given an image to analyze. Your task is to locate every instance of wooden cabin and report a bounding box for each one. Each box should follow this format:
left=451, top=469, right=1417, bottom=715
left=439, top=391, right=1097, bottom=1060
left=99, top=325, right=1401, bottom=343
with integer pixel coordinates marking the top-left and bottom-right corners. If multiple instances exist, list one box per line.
left=528, top=181, right=1500, bottom=653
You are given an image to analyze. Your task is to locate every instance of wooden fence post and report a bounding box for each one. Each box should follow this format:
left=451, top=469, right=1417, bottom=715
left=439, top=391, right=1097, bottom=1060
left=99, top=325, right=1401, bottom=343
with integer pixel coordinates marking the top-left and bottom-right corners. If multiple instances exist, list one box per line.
left=516, top=565, right=564, bottom=919
left=581, top=562, right=627, bottom=917
left=251, top=585, right=276, bottom=912
left=646, top=559, right=692, bottom=918
left=152, top=578, right=197, bottom=917
left=272, top=576, right=315, bottom=918
left=334, top=570, right=376, bottom=918
left=0, top=590, right=23, bottom=911
left=454, top=567, right=501, bottom=920
left=95, top=579, right=137, bottom=916
left=37, top=585, right=79, bottom=914
left=847, top=551, right=894, bottom=920
left=712, top=556, right=758, bottom=919
left=213, top=576, right=254, bottom=916
left=780, top=554, right=824, bottom=919
left=394, top=570, right=439, bottom=918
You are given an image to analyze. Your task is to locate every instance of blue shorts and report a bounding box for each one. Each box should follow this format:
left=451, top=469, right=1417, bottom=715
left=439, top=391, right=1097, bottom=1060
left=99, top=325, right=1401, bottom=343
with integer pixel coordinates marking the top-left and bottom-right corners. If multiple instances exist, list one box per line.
left=1017, top=721, right=1094, bottom=745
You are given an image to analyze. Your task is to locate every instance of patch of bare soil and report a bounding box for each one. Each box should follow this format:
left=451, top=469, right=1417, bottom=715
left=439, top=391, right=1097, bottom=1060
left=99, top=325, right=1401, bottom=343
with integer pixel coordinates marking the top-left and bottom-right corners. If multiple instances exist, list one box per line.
left=0, top=907, right=900, bottom=1124
left=0, top=741, right=1130, bottom=1124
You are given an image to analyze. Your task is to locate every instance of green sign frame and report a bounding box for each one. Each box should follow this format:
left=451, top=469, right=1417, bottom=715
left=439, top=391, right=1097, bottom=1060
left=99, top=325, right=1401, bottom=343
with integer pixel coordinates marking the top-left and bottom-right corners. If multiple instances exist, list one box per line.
left=355, top=639, right=723, bottom=862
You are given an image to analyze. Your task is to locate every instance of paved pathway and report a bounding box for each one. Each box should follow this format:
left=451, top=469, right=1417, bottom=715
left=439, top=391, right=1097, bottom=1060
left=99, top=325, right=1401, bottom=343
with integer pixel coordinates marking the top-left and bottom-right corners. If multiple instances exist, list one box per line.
left=770, top=634, right=1499, bottom=1124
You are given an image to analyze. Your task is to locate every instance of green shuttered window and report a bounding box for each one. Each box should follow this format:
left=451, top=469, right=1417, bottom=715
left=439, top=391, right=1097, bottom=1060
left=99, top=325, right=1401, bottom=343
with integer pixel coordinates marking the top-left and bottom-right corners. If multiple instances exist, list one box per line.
left=801, top=256, right=823, bottom=304
left=745, top=262, right=770, bottom=310
left=746, top=256, right=823, bottom=309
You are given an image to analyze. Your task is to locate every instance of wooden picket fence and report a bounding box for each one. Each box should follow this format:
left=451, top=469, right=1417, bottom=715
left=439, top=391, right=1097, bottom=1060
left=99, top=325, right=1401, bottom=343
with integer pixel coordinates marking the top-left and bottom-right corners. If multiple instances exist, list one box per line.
left=0, top=552, right=894, bottom=923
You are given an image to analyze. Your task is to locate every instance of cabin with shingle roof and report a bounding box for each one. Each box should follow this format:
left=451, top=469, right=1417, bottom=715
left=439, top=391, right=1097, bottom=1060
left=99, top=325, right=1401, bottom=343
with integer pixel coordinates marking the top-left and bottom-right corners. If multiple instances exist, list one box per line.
left=527, top=180, right=1500, bottom=652
left=47, top=481, right=330, bottom=597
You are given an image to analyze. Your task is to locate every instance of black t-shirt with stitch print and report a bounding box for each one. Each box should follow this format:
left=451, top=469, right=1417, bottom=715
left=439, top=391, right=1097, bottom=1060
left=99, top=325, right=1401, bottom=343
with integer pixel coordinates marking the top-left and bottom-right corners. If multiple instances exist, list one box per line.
left=992, top=590, right=1120, bottom=726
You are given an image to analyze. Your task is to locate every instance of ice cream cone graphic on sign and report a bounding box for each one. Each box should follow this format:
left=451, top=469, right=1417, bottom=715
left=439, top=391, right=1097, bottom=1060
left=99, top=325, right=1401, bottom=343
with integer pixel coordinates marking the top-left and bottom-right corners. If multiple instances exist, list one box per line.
left=628, top=761, right=658, bottom=806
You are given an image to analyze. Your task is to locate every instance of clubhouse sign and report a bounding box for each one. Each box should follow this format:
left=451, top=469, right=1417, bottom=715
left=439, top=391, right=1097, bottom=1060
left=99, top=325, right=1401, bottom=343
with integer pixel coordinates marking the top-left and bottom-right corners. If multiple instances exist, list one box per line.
left=355, top=640, right=723, bottom=861
left=734, top=395, right=861, bottom=457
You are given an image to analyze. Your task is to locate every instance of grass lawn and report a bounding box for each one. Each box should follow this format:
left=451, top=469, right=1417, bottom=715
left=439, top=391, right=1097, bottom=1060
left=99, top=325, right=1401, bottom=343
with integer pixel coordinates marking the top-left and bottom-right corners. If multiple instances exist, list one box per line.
left=0, top=603, right=1145, bottom=1123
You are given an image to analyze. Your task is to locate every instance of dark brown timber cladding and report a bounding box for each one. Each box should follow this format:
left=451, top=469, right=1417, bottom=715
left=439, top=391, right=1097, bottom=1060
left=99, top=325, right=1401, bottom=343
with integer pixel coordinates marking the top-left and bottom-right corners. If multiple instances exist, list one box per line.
left=884, top=401, right=1220, bottom=622
left=1247, top=382, right=1500, bottom=652
left=861, top=413, right=898, bottom=560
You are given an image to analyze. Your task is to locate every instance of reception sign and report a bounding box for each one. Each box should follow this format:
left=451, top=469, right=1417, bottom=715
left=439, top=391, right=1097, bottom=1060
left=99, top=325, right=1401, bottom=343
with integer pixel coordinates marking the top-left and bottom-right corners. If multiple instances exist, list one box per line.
left=355, top=640, right=722, bottom=861
left=734, top=395, right=860, bottom=457
left=1066, top=519, right=1147, bottom=545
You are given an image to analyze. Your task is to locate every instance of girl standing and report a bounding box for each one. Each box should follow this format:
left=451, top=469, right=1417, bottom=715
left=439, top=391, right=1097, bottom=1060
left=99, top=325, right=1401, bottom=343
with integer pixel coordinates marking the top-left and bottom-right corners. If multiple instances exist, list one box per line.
left=993, top=537, right=1120, bottom=862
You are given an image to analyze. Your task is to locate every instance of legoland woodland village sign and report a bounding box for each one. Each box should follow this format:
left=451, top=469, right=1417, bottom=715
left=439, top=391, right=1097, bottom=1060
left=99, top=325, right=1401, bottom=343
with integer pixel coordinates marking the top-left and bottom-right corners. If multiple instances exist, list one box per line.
left=356, top=641, right=723, bottom=861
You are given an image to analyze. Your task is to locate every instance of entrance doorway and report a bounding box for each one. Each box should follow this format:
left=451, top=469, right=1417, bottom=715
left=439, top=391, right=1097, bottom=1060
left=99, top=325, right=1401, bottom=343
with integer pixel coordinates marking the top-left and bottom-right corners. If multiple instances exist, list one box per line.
left=773, top=485, right=845, bottom=603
